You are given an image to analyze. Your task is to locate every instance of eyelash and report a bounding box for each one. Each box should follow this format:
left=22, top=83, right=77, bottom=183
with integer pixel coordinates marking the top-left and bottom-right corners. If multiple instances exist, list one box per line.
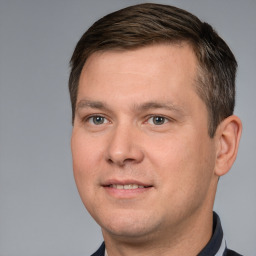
left=146, top=115, right=169, bottom=125
left=85, top=115, right=110, bottom=125
left=83, top=114, right=171, bottom=126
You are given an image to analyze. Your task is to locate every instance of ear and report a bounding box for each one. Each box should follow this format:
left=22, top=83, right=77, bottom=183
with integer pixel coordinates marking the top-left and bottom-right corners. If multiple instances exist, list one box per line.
left=214, top=115, right=242, bottom=177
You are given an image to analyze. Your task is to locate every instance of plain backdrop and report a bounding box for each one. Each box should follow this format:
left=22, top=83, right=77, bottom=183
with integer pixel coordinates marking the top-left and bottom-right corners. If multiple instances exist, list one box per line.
left=0, top=0, right=255, bottom=255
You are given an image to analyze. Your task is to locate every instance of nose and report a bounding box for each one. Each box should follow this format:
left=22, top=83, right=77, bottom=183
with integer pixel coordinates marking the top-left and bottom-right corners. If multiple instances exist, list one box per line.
left=105, top=124, right=144, bottom=166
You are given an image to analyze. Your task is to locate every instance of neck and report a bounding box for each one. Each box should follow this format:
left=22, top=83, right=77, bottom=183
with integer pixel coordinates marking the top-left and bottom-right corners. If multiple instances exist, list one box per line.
left=103, top=209, right=213, bottom=256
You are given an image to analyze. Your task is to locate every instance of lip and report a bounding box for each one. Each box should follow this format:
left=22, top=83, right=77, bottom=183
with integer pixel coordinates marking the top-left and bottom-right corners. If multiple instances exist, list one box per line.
left=101, top=179, right=154, bottom=199
left=102, top=179, right=152, bottom=187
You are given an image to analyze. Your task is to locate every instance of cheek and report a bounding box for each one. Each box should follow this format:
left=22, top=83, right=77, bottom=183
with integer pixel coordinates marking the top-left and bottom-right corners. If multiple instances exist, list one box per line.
left=146, top=133, right=194, bottom=171
left=71, top=132, right=108, bottom=220
left=148, top=132, right=215, bottom=195
left=71, top=132, right=100, bottom=193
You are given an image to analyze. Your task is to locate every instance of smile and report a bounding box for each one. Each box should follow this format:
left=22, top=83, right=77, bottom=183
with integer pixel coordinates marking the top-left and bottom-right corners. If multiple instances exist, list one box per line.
left=103, top=181, right=153, bottom=198
left=109, top=184, right=148, bottom=189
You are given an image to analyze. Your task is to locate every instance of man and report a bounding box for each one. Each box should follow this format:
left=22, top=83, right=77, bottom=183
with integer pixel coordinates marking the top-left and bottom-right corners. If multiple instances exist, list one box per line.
left=69, top=3, right=242, bottom=256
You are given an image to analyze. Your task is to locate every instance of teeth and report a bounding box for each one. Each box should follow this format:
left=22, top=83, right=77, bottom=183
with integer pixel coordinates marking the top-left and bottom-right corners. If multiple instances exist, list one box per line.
left=124, top=184, right=139, bottom=189
left=110, top=184, right=145, bottom=189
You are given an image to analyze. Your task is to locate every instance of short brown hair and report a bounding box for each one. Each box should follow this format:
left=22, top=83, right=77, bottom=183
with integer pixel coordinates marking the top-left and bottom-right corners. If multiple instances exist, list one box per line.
left=69, top=3, right=237, bottom=137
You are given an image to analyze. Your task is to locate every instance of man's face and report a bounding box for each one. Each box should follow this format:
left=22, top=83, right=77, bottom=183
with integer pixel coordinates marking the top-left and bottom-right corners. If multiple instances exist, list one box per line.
left=71, top=44, right=218, bottom=241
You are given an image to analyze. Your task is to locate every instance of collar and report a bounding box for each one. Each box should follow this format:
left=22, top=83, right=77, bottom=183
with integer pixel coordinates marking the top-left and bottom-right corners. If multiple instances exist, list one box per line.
left=198, top=211, right=226, bottom=256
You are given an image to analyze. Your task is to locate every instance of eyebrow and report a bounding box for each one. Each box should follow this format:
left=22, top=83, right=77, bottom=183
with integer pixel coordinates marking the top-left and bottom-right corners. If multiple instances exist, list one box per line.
left=76, top=99, right=109, bottom=110
left=135, top=102, right=184, bottom=114
left=76, top=99, right=185, bottom=115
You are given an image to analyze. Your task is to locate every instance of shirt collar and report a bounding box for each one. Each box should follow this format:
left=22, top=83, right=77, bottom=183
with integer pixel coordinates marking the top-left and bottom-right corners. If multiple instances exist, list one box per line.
left=198, top=211, right=226, bottom=256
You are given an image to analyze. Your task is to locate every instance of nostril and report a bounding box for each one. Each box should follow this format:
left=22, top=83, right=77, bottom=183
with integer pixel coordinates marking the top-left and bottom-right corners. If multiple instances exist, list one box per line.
left=107, top=157, right=137, bottom=166
left=124, top=158, right=137, bottom=163
left=107, top=158, right=114, bottom=164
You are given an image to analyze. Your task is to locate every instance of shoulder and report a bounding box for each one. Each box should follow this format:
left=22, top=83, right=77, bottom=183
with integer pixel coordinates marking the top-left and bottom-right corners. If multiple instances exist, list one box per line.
left=226, top=248, right=243, bottom=256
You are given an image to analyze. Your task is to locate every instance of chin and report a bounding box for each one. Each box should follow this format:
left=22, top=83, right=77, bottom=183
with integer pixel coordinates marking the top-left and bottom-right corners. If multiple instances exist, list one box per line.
left=98, top=211, right=162, bottom=240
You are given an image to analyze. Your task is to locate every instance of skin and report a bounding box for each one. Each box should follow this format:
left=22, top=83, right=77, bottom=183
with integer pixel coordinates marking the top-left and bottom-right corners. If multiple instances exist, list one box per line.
left=71, top=44, right=242, bottom=256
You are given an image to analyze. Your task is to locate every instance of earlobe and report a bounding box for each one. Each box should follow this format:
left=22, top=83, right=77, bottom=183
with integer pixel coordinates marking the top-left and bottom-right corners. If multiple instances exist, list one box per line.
left=214, top=115, right=242, bottom=177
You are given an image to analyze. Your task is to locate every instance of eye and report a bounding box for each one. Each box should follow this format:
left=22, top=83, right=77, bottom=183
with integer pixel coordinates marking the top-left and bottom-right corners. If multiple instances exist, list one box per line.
left=88, top=115, right=108, bottom=125
left=147, top=116, right=168, bottom=125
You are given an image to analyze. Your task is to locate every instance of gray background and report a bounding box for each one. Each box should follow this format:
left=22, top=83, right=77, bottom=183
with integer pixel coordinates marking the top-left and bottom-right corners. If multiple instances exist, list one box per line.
left=0, top=0, right=255, bottom=255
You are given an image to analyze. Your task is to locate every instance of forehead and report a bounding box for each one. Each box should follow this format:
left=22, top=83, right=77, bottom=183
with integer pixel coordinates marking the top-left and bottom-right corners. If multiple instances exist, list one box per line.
left=77, top=44, right=201, bottom=110
left=82, top=43, right=197, bottom=74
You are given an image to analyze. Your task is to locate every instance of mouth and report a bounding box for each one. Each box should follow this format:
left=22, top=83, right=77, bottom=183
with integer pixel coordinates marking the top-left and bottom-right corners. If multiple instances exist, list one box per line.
left=102, top=180, right=153, bottom=198
left=107, top=184, right=152, bottom=190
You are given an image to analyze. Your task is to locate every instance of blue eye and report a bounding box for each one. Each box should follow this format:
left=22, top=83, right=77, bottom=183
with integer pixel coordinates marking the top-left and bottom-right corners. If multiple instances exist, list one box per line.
left=148, top=116, right=168, bottom=125
left=88, top=116, right=107, bottom=125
